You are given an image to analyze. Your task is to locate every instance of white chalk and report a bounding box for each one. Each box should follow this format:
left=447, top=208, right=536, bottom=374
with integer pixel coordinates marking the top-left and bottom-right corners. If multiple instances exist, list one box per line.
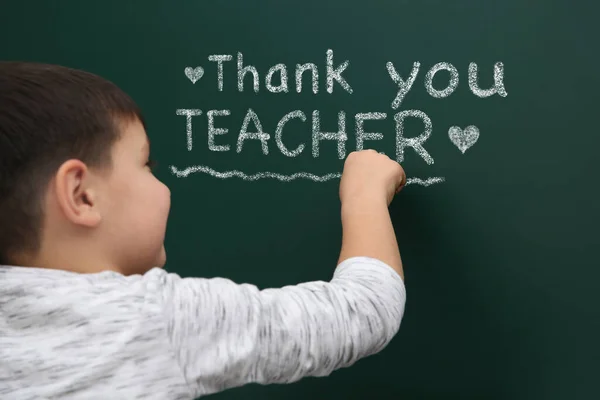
left=395, top=110, right=434, bottom=165
left=175, top=109, right=202, bottom=151
left=169, top=164, right=445, bottom=186
left=424, top=62, right=459, bottom=98
left=207, top=55, right=233, bottom=91
left=275, top=111, right=307, bottom=157
left=237, top=108, right=270, bottom=155
left=237, top=52, right=260, bottom=93
left=386, top=61, right=420, bottom=109
left=266, top=64, right=289, bottom=93
left=207, top=110, right=231, bottom=152
left=355, top=113, right=386, bottom=151
left=326, top=49, right=353, bottom=94
left=296, top=63, right=319, bottom=94
left=312, top=110, right=347, bottom=159
left=468, top=62, right=507, bottom=98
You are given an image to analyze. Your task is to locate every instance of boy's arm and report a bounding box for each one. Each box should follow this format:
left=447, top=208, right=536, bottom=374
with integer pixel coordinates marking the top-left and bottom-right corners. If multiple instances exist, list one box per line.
left=157, top=256, right=405, bottom=398
left=157, top=151, right=407, bottom=397
left=338, top=194, right=404, bottom=281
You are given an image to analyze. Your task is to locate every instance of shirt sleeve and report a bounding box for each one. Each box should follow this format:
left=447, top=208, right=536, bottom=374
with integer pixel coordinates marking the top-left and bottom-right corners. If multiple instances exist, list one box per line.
left=155, top=256, right=406, bottom=398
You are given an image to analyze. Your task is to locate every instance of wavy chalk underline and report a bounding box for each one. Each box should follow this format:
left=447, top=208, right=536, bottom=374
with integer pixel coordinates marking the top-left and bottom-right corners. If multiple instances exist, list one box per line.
left=169, top=165, right=445, bottom=186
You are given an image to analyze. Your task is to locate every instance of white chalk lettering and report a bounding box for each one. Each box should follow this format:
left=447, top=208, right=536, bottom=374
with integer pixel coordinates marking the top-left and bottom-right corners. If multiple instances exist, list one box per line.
left=275, top=110, right=307, bottom=157
left=295, top=63, right=319, bottom=94
left=266, top=64, right=289, bottom=93
left=208, top=55, right=233, bottom=91
left=176, top=109, right=203, bottom=151
left=207, top=110, right=231, bottom=152
left=326, top=49, right=353, bottom=94
left=425, top=62, right=459, bottom=98
left=236, top=108, right=270, bottom=154
left=394, top=110, right=434, bottom=165
left=386, top=61, right=420, bottom=109
left=312, top=110, right=347, bottom=159
left=468, top=62, right=507, bottom=98
left=355, top=112, right=386, bottom=151
left=237, top=52, right=260, bottom=93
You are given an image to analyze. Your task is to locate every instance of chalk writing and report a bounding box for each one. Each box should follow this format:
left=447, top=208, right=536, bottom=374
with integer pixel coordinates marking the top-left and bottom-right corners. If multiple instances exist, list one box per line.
left=173, top=49, right=508, bottom=186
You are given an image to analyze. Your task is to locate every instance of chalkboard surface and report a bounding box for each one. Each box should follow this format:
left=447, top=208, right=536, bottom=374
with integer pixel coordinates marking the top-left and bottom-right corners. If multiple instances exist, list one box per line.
left=1, top=1, right=599, bottom=399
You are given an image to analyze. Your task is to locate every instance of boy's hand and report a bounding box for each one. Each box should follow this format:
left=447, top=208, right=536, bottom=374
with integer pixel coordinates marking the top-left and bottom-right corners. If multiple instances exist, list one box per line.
left=339, top=150, right=407, bottom=207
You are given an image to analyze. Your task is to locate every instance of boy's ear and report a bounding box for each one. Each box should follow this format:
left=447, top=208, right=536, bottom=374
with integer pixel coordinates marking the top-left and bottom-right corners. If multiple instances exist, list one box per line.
left=54, top=159, right=102, bottom=228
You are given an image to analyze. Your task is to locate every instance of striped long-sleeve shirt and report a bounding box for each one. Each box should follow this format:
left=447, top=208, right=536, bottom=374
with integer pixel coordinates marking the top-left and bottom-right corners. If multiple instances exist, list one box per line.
left=0, top=256, right=406, bottom=399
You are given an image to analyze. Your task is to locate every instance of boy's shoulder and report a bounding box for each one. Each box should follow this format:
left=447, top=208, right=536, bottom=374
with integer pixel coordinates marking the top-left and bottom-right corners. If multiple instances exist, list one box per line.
left=0, top=265, right=193, bottom=399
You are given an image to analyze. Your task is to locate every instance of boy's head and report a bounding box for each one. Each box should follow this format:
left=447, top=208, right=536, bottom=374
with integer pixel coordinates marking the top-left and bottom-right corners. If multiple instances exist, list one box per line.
left=0, top=62, right=171, bottom=275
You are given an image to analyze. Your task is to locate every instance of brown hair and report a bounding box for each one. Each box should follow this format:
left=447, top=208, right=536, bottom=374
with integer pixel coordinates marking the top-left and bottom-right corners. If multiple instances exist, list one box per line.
left=0, top=61, right=145, bottom=265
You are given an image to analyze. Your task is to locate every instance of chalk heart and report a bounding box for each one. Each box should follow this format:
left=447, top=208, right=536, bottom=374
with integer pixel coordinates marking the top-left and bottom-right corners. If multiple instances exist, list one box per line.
left=184, top=66, right=204, bottom=84
left=448, top=125, right=479, bottom=154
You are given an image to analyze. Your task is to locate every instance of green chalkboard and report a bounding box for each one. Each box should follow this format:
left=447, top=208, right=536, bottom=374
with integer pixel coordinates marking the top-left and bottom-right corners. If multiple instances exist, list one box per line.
left=1, top=1, right=599, bottom=399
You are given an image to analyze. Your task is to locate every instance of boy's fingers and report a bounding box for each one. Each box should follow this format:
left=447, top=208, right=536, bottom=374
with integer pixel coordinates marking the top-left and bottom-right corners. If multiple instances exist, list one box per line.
left=397, top=168, right=407, bottom=192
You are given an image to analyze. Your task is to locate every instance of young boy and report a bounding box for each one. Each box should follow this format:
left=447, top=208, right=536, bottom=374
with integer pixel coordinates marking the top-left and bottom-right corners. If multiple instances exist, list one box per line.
left=0, top=62, right=407, bottom=399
